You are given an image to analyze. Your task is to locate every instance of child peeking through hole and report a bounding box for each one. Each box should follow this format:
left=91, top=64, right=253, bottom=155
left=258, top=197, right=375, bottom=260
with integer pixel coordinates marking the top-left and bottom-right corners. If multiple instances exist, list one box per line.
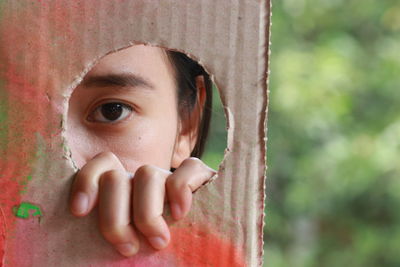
left=66, top=45, right=216, bottom=257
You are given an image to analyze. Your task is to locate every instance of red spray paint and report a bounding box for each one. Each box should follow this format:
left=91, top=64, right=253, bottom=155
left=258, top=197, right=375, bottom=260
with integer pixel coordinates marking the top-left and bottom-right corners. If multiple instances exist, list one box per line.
left=0, top=1, right=246, bottom=265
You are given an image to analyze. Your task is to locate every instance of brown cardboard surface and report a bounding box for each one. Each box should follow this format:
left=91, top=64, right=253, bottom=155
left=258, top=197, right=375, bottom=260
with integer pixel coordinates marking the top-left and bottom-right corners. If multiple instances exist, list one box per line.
left=0, top=0, right=270, bottom=266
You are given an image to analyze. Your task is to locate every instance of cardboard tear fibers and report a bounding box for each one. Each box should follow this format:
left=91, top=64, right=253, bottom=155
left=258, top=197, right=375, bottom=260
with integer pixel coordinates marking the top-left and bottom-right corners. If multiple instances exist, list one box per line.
left=0, top=1, right=270, bottom=266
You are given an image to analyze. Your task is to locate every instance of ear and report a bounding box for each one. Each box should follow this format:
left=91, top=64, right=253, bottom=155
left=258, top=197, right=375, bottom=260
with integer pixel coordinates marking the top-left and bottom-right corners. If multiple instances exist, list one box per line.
left=171, top=75, right=207, bottom=168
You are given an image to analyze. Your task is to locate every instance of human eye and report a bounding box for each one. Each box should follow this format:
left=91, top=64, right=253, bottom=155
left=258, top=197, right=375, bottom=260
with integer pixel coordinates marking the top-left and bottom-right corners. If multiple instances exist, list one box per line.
left=87, top=102, right=133, bottom=123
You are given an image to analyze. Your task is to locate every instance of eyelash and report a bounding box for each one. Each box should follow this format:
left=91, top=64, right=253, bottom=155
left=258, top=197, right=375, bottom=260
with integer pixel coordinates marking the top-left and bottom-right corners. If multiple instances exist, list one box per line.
left=87, top=101, right=133, bottom=124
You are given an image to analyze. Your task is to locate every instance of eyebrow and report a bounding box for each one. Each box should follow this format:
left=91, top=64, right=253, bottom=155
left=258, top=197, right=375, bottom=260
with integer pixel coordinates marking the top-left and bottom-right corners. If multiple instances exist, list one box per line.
left=82, top=73, right=155, bottom=90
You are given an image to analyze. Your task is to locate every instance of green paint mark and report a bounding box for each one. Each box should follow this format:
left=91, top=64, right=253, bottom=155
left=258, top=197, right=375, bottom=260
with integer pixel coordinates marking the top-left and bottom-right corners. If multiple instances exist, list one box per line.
left=13, top=202, right=43, bottom=219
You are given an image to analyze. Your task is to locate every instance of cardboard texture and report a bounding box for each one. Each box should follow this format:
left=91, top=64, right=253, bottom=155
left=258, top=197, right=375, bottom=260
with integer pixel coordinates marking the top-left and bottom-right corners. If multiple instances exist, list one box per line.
left=0, top=1, right=270, bottom=266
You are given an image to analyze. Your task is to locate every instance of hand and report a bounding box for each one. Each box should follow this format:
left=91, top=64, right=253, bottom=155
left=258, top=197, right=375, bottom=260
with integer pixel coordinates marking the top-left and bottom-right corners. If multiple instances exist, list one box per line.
left=69, top=152, right=216, bottom=257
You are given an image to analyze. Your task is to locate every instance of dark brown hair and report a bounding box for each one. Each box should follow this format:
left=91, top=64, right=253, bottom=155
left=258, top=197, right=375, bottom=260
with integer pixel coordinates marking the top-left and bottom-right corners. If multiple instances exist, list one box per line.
left=166, top=51, right=212, bottom=158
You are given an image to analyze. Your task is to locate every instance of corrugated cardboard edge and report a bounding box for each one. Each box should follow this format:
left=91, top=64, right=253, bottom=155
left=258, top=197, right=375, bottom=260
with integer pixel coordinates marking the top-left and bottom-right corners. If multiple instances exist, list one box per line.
left=260, top=0, right=272, bottom=266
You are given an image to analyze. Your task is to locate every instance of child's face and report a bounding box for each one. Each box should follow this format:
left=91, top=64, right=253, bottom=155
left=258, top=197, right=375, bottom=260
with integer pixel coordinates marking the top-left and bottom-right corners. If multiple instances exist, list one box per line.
left=66, top=45, right=185, bottom=172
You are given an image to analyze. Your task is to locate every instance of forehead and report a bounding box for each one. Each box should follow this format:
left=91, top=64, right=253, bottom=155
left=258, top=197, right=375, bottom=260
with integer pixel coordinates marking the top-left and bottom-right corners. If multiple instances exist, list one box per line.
left=86, top=45, right=175, bottom=87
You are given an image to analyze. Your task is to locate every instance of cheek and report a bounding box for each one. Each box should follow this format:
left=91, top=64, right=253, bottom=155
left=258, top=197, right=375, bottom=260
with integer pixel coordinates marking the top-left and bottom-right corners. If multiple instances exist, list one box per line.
left=66, top=116, right=179, bottom=172
left=113, top=120, right=178, bottom=172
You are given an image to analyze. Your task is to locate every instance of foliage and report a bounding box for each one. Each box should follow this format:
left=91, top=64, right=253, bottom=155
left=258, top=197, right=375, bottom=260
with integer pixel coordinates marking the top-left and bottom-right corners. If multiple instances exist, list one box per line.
left=264, top=0, right=400, bottom=266
left=202, top=85, right=228, bottom=171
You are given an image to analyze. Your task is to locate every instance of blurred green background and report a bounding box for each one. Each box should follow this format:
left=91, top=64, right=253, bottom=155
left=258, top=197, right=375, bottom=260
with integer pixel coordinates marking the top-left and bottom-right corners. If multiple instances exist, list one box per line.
left=201, top=84, right=228, bottom=171
left=264, top=0, right=400, bottom=266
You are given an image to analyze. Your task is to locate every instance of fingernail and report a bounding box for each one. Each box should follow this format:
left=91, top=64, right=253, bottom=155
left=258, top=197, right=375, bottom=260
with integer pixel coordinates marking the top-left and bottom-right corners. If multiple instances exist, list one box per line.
left=148, top=236, right=167, bottom=250
left=116, top=243, right=138, bottom=257
left=72, top=192, right=88, bottom=215
left=171, top=203, right=182, bottom=220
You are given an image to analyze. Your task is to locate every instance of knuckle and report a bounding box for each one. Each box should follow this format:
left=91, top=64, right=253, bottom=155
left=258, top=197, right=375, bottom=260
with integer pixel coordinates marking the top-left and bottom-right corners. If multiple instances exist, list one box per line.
left=97, top=151, right=122, bottom=168
left=98, top=151, right=117, bottom=160
left=106, top=153, right=123, bottom=168
left=134, top=165, right=169, bottom=183
left=182, top=157, right=205, bottom=171
left=135, top=165, right=155, bottom=178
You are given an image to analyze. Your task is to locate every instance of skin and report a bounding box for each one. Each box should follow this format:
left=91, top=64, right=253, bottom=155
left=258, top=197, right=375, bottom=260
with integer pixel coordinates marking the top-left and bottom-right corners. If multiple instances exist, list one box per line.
left=66, top=45, right=215, bottom=257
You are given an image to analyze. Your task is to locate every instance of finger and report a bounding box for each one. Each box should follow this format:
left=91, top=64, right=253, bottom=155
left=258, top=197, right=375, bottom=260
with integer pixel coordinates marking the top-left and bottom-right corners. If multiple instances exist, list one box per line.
left=69, top=152, right=125, bottom=216
left=98, top=170, right=139, bottom=257
left=133, top=165, right=171, bottom=250
left=166, top=157, right=216, bottom=221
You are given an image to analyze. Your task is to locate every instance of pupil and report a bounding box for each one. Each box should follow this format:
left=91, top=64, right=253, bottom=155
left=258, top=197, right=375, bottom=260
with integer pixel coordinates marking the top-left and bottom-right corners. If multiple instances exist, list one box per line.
left=101, top=103, right=123, bottom=121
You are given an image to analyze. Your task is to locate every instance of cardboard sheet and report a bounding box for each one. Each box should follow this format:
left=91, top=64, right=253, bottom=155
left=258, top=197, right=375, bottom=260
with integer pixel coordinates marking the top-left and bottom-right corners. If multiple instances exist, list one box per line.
left=0, top=1, right=270, bottom=266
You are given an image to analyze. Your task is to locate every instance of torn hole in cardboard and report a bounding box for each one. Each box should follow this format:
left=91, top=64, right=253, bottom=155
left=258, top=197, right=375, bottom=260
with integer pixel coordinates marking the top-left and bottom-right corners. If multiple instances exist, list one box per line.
left=62, top=43, right=229, bottom=179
